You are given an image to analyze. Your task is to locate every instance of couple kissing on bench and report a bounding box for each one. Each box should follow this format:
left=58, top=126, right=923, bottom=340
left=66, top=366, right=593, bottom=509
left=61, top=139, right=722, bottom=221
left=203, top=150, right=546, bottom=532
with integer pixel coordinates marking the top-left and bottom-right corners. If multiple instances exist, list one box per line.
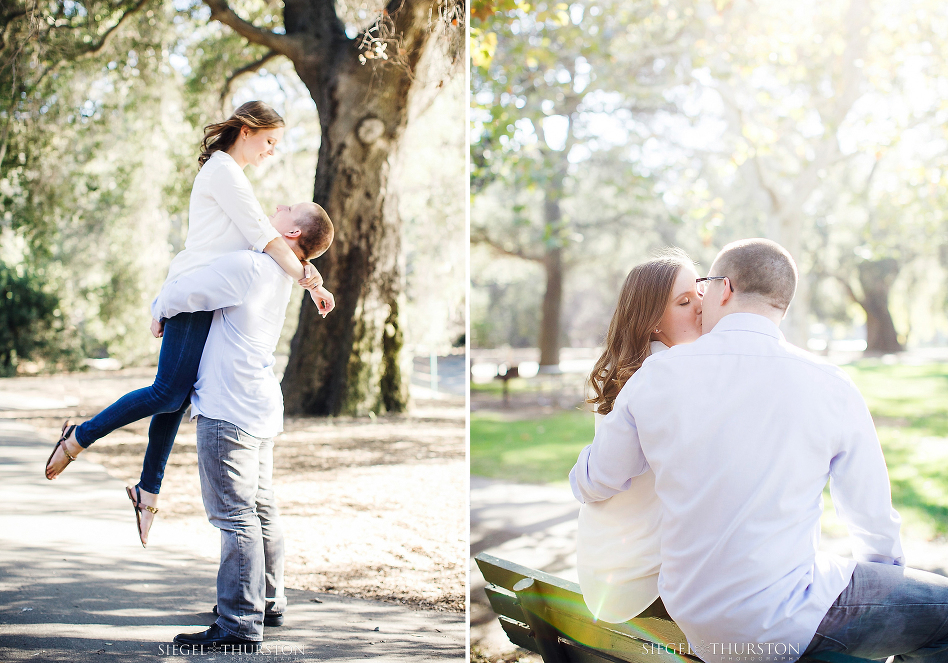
left=482, top=238, right=948, bottom=663
left=571, top=238, right=948, bottom=661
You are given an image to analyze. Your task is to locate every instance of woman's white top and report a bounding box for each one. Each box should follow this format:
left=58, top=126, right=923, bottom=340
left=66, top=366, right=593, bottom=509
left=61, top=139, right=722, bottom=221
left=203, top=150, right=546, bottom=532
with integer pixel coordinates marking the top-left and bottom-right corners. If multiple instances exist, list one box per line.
left=155, top=151, right=280, bottom=306
left=576, top=340, right=667, bottom=623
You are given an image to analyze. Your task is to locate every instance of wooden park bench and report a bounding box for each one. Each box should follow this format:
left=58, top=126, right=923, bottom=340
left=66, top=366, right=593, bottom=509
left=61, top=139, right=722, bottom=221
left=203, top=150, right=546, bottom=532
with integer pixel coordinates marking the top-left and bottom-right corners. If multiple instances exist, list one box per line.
left=493, top=363, right=520, bottom=405
left=475, top=552, right=874, bottom=663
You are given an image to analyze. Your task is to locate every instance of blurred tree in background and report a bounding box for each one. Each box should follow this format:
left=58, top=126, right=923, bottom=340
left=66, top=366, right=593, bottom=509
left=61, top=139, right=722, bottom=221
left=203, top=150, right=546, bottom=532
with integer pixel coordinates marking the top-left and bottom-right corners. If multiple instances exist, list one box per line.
left=0, top=260, right=67, bottom=376
left=472, top=0, right=948, bottom=356
left=662, top=0, right=948, bottom=351
left=471, top=0, right=696, bottom=367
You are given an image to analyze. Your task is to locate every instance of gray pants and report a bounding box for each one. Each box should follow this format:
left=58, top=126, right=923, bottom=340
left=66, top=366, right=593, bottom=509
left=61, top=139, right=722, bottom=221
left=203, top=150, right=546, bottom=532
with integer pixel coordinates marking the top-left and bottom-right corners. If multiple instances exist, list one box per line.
left=803, top=561, right=948, bottom=662
left=196, top=416, right=286, bottom=641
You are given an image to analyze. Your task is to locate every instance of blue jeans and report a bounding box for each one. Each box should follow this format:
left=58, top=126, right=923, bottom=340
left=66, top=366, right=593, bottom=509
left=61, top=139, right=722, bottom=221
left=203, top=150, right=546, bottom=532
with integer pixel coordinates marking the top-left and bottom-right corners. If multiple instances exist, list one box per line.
left=803, top=561, right=948, bottom=661
left=196, top=416, right=285, bottom=642
left=74, top=310, right=213, bottom=494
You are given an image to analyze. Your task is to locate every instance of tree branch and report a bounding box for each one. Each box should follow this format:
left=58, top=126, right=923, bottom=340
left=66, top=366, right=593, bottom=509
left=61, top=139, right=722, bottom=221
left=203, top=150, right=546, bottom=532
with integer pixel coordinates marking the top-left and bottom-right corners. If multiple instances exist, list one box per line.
left=204, top=0, right=303, bottom=60
left=713, top=79, right=782, bottom=214
left=0, top=7, right=27, bottom=32
left=30, top=0, right=149, bottom=82
left=471, top=228, right=544, bottom=263
left=833, top=274, right=864, bottom=308
left=0, top=3, right=38, bottom=78
left=219, top=50, right=280, bottom=105
left=751, top=148, right=780, bottom=212
left=76, top=0, right=151, bottom=61
left=381, top=0, right=441, bottom=73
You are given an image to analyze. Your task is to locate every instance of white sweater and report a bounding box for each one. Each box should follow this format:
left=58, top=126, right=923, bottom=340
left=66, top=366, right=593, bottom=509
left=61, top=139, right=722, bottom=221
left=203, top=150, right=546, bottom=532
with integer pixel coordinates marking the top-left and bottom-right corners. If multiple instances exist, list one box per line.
left=153, top=151, right=280, bottom=315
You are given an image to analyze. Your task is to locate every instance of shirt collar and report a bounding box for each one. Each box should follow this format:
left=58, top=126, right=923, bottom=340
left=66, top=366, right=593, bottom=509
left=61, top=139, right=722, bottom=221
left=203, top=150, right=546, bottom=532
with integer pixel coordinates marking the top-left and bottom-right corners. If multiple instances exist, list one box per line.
left=649, top=340, right=669, bottom=355
left=709, top=312, right=785, bottom=340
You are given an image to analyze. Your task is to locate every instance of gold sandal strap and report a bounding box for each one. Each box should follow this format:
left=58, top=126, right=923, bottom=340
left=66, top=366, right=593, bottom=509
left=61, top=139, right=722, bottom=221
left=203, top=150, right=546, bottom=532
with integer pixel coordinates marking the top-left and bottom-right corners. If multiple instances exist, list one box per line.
left=59, top=426, right=78, bottom=462
left=128, top=486, right=158, bottom=516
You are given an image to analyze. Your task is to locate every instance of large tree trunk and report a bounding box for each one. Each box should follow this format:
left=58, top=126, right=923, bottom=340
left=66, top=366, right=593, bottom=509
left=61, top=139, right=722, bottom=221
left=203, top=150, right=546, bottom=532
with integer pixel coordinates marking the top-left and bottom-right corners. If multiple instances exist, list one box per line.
left=283, top=63, right=408, bottom=416
left=538, top=246, right=563, bottom=369
left=857, top=258, right=903, bottom=355
left=537, top=175, right=566, bottom=369
left=274, top=0, right=436, bottom=415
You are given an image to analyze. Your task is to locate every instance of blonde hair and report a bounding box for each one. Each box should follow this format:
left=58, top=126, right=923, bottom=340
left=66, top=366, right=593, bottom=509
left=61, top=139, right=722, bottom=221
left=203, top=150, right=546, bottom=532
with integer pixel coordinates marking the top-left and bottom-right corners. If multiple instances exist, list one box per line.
left=198, top=101, right=285, bottom=168
left=587, top=248, right=693, bottom=415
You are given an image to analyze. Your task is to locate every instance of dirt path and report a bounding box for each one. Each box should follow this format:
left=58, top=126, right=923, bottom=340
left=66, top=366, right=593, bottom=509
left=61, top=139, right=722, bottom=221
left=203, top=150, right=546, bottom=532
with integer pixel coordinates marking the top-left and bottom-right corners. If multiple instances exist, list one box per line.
left=0, top=367, right=466, bottom=613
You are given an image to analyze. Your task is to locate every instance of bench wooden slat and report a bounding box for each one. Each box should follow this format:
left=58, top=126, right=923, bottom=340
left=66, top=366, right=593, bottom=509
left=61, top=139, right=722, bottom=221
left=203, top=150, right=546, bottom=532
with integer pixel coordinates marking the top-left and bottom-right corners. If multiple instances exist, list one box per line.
left=477, top=552, right=579, bottom=593
left=557, top=639, right=641, bottom=663
left=526, top=574, right=689, bottom=646
left=516, top=577, right=701, bottom=663
left=477, top=552, right=875, bottom=663
left=498, top=614, right=539, bottom=653
left=485, top=585, right=528, bottom=624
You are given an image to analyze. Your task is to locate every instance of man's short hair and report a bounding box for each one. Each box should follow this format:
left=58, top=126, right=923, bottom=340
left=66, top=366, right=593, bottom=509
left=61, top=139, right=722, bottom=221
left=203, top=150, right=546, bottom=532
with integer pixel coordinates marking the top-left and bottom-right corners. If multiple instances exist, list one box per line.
left=711, top=238, right=798, bottom=311
left=295, top=203, right=334, bottom=260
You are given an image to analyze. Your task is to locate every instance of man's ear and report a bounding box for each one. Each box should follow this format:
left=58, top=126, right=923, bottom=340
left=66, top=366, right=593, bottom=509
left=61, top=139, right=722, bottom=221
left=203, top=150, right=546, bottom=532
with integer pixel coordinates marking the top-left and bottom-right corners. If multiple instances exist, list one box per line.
left=719, top=279, right=733, bottom=307
left=283, top=228, right=302, bottom=238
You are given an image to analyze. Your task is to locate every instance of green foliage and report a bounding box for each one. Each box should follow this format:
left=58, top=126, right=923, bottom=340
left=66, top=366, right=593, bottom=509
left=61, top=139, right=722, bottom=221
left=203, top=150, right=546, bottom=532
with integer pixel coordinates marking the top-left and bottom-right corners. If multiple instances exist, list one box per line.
left=471, top=250, right=544, bottom=348
left=0, top=1, right=192, bottom=369
left=472, top=0, right=694, bottom=179
left=379, top=298, right=408, bottom=413
left=471, top=0, right=700, bottom=350
left=0, top=261, right=77, bottom=375
left=397, top=75, right=468, bottom=352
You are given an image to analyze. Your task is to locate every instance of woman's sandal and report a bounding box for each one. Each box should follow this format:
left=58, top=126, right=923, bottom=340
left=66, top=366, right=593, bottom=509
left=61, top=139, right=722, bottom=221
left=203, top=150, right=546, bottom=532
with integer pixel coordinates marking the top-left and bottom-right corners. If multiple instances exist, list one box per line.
left=125, top=485, right=159, bottom=548
left=45, top=421, right=78, bottom=480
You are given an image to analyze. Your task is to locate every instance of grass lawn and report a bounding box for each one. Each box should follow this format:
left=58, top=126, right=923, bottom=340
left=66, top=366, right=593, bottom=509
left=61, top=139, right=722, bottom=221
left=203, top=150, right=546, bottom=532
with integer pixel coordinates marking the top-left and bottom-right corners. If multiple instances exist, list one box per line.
left=471, top=361, right=948, bottom=539
left=843, top=362, right=948, bottom=539
left=470, top=409, right=593, bottom=484
left=471, top=379, right=537, bottom=397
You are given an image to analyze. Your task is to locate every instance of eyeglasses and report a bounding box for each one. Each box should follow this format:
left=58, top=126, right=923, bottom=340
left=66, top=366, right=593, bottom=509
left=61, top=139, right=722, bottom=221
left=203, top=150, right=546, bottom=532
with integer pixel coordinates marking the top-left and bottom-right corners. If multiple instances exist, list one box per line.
left=695, top=276, right=733, bottom=296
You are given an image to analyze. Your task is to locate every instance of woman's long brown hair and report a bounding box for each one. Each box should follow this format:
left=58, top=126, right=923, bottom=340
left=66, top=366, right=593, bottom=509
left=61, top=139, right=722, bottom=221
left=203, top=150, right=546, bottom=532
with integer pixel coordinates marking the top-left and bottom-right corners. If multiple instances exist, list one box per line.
left=198, top=101, right=285, bottom=168
left=587, top=248, right=694, bottom=415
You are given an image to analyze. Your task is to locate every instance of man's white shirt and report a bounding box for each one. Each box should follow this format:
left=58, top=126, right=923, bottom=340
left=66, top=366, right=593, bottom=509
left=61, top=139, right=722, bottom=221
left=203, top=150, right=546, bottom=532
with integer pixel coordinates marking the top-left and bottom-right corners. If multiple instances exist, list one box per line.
left=152, top=250, right=292, bottom=439
left=570, top=313, right=903, bottom=662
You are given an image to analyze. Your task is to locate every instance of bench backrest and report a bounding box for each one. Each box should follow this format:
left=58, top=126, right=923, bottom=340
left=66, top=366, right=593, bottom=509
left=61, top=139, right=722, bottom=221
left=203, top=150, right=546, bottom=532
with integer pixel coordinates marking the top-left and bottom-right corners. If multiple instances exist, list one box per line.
left=475, top=552, right=872, bottom=663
